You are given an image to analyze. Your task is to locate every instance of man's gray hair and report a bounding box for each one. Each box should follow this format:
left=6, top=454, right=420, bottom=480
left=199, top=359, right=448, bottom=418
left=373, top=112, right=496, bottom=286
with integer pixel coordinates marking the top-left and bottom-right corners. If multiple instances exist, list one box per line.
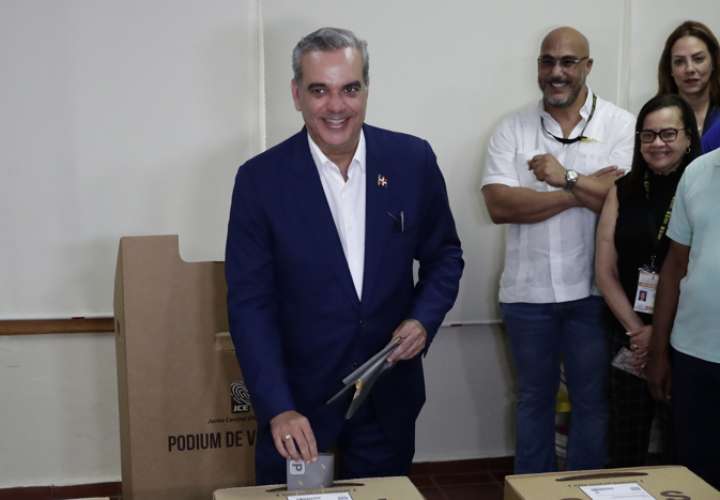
left=292, top=27, right=369, bottom=84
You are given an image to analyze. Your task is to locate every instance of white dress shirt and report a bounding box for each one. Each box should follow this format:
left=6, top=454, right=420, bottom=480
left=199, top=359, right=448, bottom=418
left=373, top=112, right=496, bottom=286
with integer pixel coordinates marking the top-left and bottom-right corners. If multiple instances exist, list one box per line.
left=482, top=89, right=635, bottom=304
left=308, top=131, right=367, bottom=300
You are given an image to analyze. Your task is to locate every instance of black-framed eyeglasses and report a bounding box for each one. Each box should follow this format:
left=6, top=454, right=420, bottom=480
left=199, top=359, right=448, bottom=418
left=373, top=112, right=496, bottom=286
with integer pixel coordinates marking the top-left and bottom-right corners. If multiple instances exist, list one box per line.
left=537, top=56, right=589, bottom=70
left=637, top=128, right=685, bottom=144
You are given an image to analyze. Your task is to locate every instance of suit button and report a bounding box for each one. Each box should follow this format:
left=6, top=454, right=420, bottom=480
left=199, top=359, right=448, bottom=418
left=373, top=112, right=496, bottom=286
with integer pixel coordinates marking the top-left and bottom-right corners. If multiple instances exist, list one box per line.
left=351, top=362, right=359, bottom=369
left=359, top=320, right=364, bottom=328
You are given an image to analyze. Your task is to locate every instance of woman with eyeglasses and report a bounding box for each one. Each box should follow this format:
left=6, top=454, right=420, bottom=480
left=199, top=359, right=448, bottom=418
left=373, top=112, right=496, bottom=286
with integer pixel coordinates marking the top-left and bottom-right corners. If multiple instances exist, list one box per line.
left=595, top=94, right=701, bottom=467
left=658, top=20, right=720, bottom=152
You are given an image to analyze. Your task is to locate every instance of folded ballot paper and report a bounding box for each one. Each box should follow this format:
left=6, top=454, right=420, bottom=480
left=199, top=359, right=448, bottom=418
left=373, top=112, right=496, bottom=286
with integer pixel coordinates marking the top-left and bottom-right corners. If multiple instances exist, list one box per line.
left=326, top=339, right=398, bottom=419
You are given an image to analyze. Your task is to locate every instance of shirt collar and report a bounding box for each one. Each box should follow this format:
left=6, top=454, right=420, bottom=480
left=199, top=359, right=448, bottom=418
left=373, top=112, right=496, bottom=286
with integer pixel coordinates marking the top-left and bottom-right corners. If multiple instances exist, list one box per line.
left=578, top=86, right=594, bottom=120
left=538, top=86, right=594, bottom=121
left=307, top=130, right=366, bottom=176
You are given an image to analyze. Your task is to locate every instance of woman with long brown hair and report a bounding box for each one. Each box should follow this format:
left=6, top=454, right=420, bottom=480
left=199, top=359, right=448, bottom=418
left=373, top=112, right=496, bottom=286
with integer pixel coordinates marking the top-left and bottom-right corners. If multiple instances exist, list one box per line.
left=658, top=21, right=720, bottom=151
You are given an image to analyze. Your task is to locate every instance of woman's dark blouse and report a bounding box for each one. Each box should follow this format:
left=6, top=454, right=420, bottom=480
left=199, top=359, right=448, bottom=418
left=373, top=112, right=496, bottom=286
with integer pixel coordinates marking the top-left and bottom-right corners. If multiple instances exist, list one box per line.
left=702, top=106, right=720, bottom=153
left=611, top=168, right=683, bottom=327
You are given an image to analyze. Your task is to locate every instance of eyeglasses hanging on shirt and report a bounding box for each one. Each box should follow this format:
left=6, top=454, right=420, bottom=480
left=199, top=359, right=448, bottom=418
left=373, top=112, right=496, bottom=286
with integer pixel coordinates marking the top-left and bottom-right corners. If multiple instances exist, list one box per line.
left=540, top=93, right=597, bottom=145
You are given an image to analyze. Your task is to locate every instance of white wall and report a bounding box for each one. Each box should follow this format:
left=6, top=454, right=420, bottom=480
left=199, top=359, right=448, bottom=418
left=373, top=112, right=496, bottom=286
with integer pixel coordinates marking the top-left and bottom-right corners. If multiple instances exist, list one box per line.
left=0, top=0, right=262, bottom=319
left=416, top=324, right=515, bottom=461
left=2, top=0, right=720, bottom=489
left=0, top=334, right=119, bottom=486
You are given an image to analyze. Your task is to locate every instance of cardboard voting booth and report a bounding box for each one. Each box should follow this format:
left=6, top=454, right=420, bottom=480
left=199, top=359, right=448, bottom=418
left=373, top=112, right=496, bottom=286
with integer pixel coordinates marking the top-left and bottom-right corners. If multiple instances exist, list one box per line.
left=504, top=465, right=719, bottom=499
left=213, top=476, right=424, bottom=500
left=114, top=235, right=256, bottom=500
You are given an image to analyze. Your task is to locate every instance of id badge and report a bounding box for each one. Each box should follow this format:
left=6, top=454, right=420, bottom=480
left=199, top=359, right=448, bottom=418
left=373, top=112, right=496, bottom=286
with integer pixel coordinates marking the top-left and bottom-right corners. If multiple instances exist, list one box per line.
left=633, top=267, right=658, bottom=314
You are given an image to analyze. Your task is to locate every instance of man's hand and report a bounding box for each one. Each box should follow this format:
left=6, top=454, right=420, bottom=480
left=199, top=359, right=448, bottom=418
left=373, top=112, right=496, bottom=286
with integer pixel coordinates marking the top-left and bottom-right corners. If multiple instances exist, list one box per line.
left=645, top=350, right=672, bottom=402
left=528, top=154, right=566, bottom=187
left=627, top=325, right=652, bottom=369
left=270, top=410, right=318, bottom=462
left=387, top=319, right=427, bottom=363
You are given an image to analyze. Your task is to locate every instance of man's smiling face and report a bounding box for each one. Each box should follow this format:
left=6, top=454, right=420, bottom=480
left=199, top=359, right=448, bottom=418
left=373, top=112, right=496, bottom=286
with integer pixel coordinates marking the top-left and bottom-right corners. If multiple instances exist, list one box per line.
left=537, top=30, right=592, bottom=109
left=292, top=47, right=368, bottom=163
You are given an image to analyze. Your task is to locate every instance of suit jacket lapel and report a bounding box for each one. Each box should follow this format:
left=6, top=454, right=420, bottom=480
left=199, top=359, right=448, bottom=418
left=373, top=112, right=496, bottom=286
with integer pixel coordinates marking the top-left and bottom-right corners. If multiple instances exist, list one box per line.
left=288, top=131, right=360, bottom=308
left=362, top=126, right=393, bottom=306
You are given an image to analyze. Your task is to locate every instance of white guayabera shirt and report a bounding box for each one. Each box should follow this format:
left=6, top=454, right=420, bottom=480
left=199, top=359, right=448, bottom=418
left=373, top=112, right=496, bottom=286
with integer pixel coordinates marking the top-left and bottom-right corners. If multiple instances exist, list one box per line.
left=482, top=88, right=635, bottom=303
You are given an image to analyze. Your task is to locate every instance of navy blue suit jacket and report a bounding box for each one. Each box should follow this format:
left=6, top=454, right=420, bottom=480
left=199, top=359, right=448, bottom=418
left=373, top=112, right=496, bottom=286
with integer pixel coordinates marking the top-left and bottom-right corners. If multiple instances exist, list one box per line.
left=226, top=124, right=463, bottom=453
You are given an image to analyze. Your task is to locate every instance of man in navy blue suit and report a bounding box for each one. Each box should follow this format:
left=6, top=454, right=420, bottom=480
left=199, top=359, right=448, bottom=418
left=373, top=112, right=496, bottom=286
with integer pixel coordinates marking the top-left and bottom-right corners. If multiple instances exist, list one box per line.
left=226, top=27, right=463, bottom=484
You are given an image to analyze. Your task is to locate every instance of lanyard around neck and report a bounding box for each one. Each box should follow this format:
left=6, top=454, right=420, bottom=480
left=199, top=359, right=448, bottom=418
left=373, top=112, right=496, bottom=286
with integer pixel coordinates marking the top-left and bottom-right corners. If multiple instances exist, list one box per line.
left=541, top=93, right=597, bottom=145
left=643, top=170, right=675, bottom=269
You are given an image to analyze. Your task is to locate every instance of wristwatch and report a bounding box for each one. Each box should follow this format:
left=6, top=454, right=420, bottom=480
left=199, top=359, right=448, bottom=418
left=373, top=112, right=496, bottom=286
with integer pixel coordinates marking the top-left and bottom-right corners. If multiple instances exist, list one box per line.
left=564, top=169, right=579, bottom=190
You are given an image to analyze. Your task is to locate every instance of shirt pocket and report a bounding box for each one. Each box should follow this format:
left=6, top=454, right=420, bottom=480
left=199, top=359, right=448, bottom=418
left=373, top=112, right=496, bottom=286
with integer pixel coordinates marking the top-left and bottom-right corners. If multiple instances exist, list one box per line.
left=572, top=143, right=611, bottom=175
left=515, top=150, right=546, bottom=190
left=385, top=206, right=419, bottom=235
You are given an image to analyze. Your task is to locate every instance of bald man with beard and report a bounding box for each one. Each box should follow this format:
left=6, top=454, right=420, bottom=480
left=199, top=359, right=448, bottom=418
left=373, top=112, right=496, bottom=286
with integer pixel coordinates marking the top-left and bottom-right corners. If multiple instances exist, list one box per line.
left=481, top=27, right=635, bottom=473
